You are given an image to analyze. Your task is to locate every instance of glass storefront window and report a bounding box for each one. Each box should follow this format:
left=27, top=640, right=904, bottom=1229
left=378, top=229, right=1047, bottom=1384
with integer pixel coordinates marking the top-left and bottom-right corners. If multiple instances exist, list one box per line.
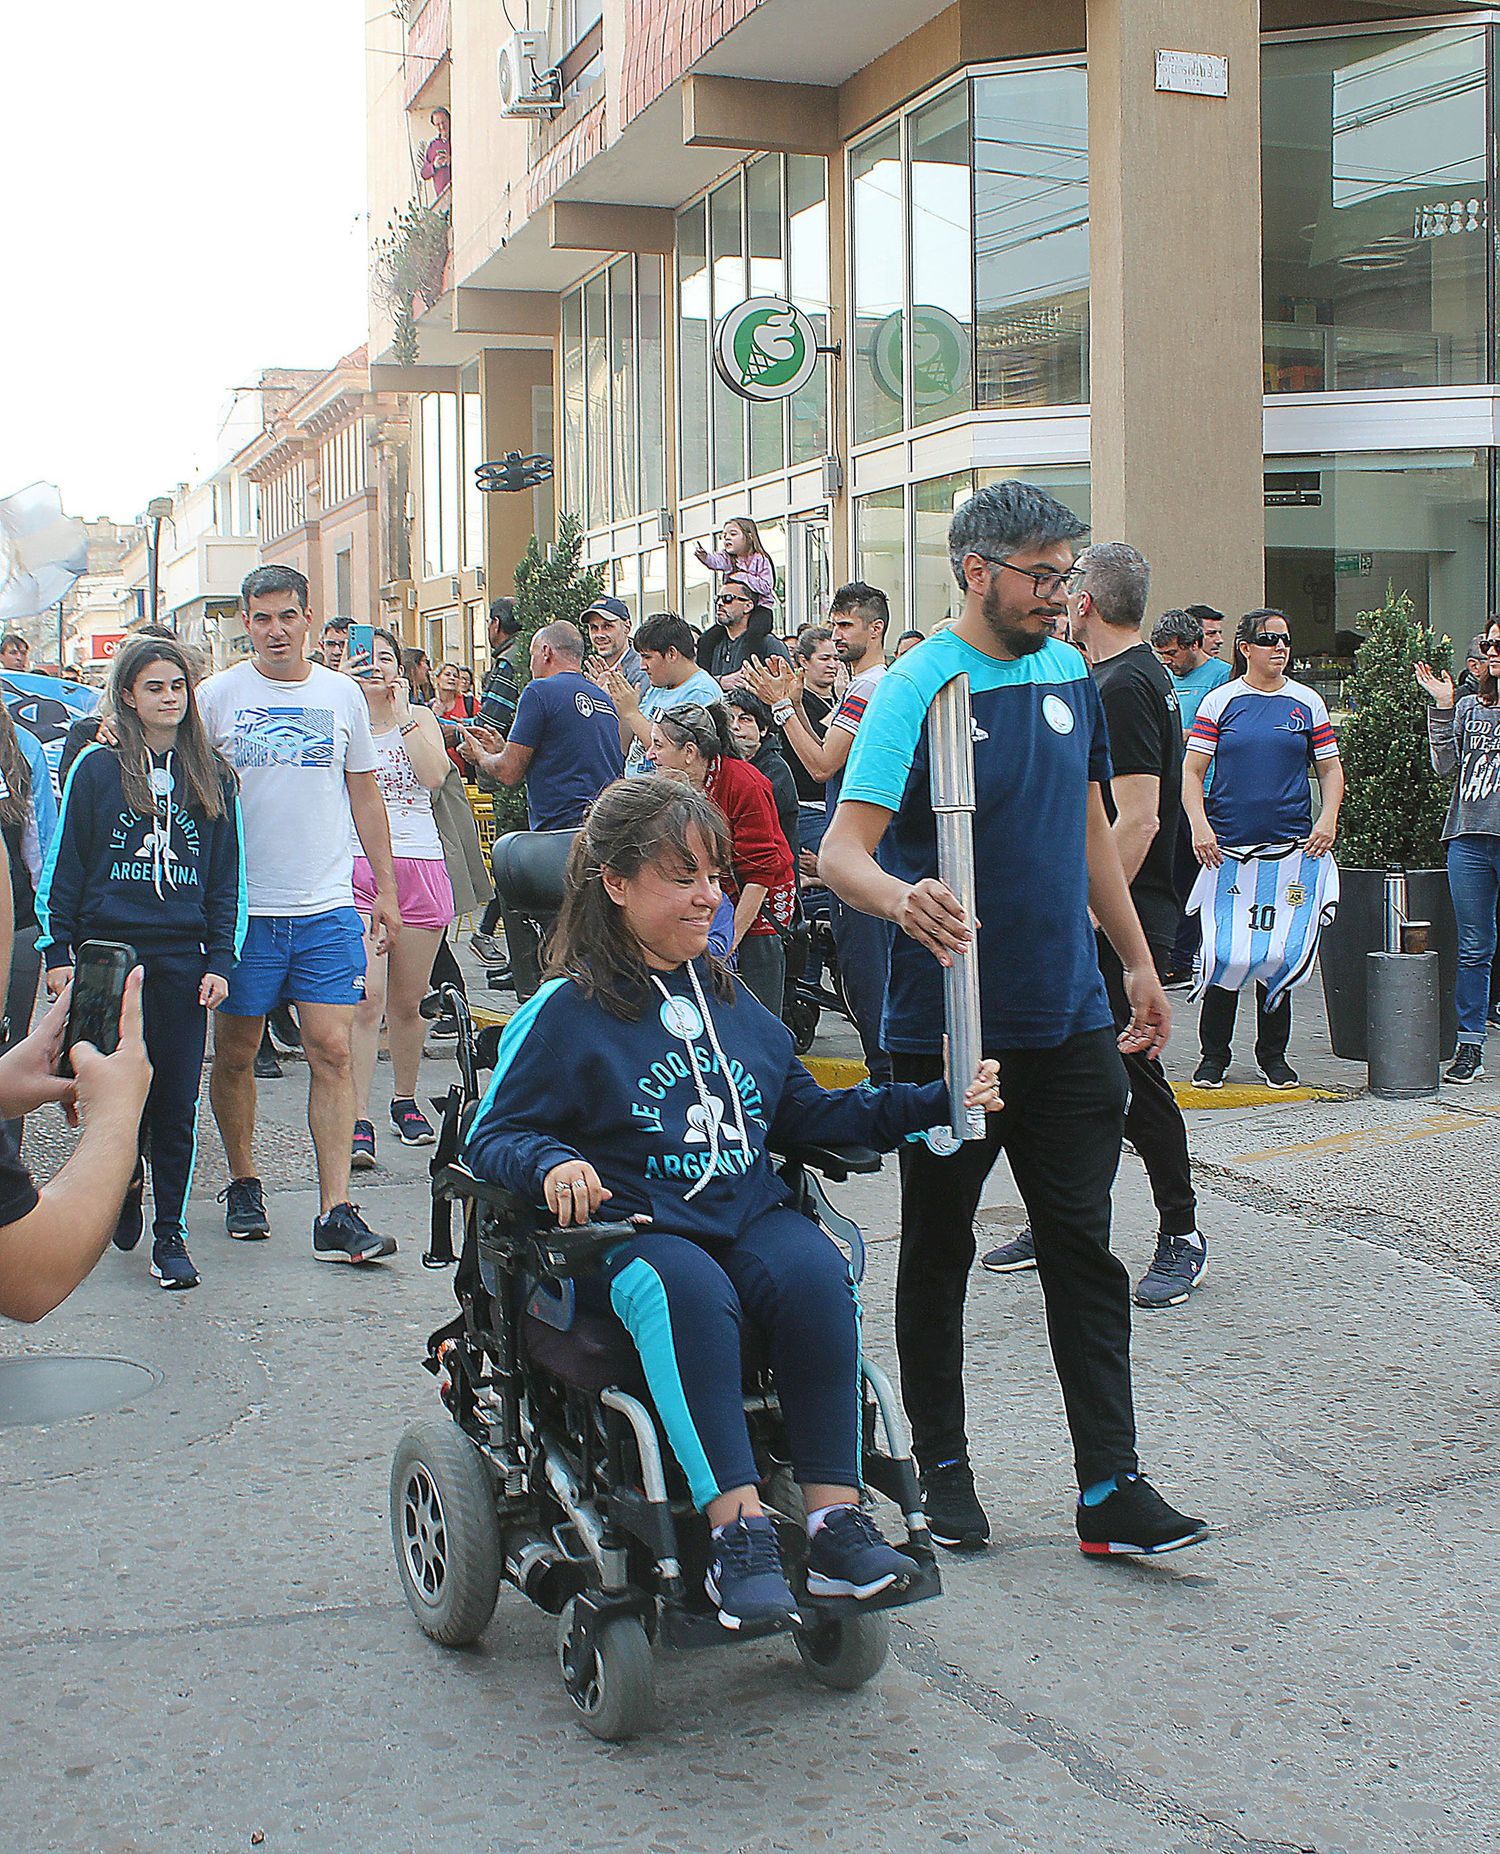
left=609, top=260, right=637, bottom=519
left=973, top=66, right=1089, bottom=408
left=1263, top=29, right=1488, bottom=393
left=1264, top=450, right=1490, bottom=659
left=583, top=272, right=610, bottom=529
left=561, top=291, right=585, bottom=518
left=913, top=472, right=975, bottom=631
left=851, top=124, right=904, bottom=442
left=678, top=202, right=710, bottom=501
left=681, top=540, right=714, bottom=630
left=909, top=85, right=973, bottom=427
left=638, top=257, right=667, bottom=515
left=461, top=388, right=484, bottom=569
left=676, top=157, right=829, bottom=496
left=420, top=391, right=461, bottom=578
left=854, top=487, right=906, bottom=626
left=710, top=181, right=747, bottom=488
left=787, top=155, right=830, bottom=464
left=747, top=157, right=787, bottom=480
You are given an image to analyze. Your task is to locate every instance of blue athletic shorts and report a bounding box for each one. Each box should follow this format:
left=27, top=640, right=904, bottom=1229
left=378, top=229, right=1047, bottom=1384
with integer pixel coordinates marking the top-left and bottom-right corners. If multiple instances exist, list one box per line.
left=222, top=908, right=367, bottom=1017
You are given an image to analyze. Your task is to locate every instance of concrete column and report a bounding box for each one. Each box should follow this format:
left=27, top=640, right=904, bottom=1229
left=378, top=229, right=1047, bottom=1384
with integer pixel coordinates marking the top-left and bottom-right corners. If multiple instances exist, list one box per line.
left=1087, top=0, right=1264, bottom=622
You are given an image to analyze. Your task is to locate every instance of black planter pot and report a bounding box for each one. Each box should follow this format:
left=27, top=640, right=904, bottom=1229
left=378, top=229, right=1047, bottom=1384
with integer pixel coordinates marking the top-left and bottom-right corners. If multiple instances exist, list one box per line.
left=1318, top=865, right=1457, bottom=1063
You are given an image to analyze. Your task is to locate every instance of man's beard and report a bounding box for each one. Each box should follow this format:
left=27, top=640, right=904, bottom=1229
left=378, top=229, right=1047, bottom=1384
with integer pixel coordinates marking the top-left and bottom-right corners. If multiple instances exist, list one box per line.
left=980, top=576, right=1054, bottom=656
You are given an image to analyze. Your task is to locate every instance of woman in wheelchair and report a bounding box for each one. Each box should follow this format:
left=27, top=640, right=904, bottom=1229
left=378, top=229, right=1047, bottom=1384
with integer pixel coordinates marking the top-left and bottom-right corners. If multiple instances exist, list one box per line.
left=463, top=775, right=1001, bottom=1631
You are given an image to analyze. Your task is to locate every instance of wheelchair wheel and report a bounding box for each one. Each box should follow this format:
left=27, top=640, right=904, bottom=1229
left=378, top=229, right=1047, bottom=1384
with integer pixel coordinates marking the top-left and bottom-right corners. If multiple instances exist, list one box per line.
left=390, top=1420, right=501, bottom=1647
left=793, top=1608, right=890, bottom=1691
left=556, top=1599, right=656, bottom=1742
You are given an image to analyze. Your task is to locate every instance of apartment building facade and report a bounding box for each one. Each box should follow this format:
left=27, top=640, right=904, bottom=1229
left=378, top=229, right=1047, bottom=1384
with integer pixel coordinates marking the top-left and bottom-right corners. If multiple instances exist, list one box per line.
left=368, top=0, right=1499, bottom=669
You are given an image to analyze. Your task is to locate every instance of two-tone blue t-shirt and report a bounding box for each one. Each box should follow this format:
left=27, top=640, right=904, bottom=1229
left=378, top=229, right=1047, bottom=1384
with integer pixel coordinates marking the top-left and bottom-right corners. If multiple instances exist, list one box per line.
left=840, top=631, right=1114, bottom=1054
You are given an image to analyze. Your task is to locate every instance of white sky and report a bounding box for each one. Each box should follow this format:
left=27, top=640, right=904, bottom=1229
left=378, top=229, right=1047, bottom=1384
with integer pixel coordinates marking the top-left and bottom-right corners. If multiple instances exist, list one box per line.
left=0, top=0, right=370, bottom=524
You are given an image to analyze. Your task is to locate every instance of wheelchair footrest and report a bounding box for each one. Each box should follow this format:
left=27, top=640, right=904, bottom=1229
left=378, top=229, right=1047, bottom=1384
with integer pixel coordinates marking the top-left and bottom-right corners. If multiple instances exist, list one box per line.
left=657, top=1604, right=797, bottom=1652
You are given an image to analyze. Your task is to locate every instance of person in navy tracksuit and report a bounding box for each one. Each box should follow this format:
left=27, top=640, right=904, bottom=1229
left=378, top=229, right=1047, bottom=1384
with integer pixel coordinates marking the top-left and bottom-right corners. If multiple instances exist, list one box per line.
left=37, top=638, right=245, bottom=1290
left=463, top=774, right=1001, bottom=1631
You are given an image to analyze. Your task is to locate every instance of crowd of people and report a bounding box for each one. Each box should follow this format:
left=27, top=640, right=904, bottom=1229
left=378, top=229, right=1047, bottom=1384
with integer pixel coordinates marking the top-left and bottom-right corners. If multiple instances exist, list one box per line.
left=5, top=478, right=1493, bottom=1607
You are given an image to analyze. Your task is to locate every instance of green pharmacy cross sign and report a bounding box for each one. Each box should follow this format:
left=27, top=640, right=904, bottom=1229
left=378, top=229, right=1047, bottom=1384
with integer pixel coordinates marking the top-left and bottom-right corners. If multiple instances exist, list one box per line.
left=713, top=297, right=828, bottom=402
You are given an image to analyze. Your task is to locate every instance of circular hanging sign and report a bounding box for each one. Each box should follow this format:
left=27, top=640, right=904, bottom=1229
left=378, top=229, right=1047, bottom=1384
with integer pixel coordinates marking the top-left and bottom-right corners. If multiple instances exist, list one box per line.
left=713, top=297, right=821, bottom=402
left=870, top=305, right=972, bottom=408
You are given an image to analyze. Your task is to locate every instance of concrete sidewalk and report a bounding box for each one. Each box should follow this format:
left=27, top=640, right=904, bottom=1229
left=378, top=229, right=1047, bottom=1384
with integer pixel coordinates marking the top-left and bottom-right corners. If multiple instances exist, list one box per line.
left=2, top=976, right=1498, bottom=1852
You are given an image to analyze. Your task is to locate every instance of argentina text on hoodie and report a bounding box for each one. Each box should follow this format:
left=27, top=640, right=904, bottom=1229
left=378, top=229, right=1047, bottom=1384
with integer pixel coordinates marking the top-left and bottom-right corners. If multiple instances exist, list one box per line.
left=36, top=745, right=247, bottom=971
left=462, top=957, right=948, bottom=1246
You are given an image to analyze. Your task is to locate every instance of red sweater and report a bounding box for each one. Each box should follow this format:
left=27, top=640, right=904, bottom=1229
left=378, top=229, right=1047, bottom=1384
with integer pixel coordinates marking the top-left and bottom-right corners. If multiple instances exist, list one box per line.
left=705, top=755, right=795, bottom=937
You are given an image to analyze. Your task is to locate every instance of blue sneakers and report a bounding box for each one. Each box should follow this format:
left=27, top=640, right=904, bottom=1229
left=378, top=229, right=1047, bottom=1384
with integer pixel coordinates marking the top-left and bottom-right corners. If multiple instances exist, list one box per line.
left=150, top=1234, right=200, bottom=1291
left=805, top=1506, right=918, bottom=1599
left=705, top=1514, right=800, bottom=1630
left=1134, top=1235, right=1208, bottom=1309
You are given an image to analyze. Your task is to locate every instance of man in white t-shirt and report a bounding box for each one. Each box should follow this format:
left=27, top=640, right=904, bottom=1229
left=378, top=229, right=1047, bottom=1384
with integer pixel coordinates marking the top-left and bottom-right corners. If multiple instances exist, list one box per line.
left=196, top=566, right=401, bottom=1264
left=745, top=581, right=893, bottom=1080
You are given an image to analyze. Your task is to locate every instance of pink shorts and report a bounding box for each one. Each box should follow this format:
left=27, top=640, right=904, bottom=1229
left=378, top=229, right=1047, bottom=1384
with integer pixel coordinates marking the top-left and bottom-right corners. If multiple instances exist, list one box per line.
left=352, top=856, right=455, bottom=932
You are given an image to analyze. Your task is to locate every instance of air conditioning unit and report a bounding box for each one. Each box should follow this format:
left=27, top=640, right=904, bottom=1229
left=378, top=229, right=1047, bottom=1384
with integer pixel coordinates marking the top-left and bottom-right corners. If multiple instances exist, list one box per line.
left=498, top=32, right=561, bottom=118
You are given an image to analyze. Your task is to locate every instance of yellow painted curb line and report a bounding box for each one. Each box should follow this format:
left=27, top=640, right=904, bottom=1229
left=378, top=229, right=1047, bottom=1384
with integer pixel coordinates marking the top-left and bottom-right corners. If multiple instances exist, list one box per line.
left=801, top=1056, right=874, bottom=1091
left=1176, top=1083, right=1341, bottom=1109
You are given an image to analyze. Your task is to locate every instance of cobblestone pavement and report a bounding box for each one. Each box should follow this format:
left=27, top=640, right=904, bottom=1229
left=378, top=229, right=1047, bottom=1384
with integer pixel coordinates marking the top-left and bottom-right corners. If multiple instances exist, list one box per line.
left=3, top=961, right=1498, bottom=1852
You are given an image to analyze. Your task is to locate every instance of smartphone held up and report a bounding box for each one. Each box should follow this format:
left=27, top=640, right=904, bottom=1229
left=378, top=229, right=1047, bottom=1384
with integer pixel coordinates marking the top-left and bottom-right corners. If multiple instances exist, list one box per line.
left=62, top=941, right=138, bottom=1077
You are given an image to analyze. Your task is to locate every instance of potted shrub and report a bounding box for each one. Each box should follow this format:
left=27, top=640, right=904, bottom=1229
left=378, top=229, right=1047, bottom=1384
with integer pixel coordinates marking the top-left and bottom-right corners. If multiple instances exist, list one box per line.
left=486, top=512, right=605, bottom=834
left=1318, top=588, right=1457, bottom=1060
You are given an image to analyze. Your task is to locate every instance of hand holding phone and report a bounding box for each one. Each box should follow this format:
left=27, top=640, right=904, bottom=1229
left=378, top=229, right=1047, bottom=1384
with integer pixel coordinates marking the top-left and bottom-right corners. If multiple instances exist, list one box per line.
left=347, top=622, right=376, bottom=677
left=63, top=941, right=139, bottom=1078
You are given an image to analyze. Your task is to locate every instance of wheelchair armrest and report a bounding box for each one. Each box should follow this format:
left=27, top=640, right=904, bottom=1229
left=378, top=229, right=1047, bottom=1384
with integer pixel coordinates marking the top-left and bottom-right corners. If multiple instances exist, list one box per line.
left=433, top=1160, right=532, bottom=1215
left=770, top=1141, right=883, bottom=1182
left=527, top=1219, right=641, bottom=1281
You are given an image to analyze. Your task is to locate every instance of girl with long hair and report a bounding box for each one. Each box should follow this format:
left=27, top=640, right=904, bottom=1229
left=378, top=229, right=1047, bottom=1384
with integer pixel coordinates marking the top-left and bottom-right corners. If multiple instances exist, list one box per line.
left=1417, top=614, right=1500, bottom=1082
left=464, top=775, right=1000, bottom=1631
left=37, top=637, right=244, bottom=1289
left=694, top=516, right=775, bottom=606
left=344, top=627, right=455, bottom=1166
left=648, top=702, right=795, bottom=1014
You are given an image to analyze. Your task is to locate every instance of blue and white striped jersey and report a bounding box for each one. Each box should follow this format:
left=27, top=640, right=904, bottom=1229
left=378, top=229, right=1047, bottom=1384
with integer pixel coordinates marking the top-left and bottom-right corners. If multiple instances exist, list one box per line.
left=1186, top=842, right=1340, bottom=1011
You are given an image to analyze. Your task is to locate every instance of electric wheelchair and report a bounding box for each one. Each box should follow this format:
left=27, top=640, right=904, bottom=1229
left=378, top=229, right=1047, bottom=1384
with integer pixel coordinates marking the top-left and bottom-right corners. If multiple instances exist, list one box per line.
left=389, top=982, right=941, bottom=1742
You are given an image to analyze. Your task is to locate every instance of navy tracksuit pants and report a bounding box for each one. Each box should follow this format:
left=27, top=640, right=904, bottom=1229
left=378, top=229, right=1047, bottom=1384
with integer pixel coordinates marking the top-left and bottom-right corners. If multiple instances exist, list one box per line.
left=585, top=1206, right=860, bottom=1511
left=140, top=958, right=208, bottom=1244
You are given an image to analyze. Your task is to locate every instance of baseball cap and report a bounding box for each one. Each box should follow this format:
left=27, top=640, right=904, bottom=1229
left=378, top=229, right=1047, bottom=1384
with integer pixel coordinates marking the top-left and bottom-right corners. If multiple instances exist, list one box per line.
left=583, top=595, right=631, bottom=626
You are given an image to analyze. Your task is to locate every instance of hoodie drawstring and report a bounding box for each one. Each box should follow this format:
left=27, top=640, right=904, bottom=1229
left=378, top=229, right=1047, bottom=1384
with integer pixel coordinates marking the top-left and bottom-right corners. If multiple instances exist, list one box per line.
left=651, top=962, right=751, bottom=1202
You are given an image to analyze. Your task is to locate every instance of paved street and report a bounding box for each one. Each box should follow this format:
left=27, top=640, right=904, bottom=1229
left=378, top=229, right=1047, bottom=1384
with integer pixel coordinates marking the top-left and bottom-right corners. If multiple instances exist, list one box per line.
left=3, top=984, right=1498, bottom=1854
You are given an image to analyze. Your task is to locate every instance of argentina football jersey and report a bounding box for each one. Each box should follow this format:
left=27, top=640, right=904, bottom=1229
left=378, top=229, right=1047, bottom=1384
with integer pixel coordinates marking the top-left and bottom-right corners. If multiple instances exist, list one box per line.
left=1187, top=842, right=1340, bottom=1011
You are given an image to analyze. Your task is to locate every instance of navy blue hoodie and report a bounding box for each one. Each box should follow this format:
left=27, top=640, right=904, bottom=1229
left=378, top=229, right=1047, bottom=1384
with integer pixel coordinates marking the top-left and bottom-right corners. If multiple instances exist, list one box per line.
left=36, top=745, right=246, bottom=973
left=462, top=958, right=949, bottom=1246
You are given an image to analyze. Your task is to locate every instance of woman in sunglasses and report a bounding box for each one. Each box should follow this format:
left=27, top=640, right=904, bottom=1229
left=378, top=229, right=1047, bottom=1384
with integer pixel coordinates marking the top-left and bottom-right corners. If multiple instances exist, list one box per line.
left=1417, top=616, right=1500, bottom=1084
left=1181, top=609, right=1344, bottom=1088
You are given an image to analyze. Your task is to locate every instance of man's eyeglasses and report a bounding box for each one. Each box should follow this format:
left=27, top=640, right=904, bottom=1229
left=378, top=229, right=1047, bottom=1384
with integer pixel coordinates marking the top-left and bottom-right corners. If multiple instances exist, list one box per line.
left=716, top=592, right=750, bottom=606
left=972, top=555, right=1079, bottom=601
left=1483, top=638, right=1500, bottom=654
left=1248, top=632, right=1291, bottom=649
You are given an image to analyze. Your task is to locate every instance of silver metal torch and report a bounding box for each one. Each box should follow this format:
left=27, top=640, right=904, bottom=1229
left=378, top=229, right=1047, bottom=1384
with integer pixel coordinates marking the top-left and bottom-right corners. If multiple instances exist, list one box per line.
left=929, top=671, right=986, bottom=1142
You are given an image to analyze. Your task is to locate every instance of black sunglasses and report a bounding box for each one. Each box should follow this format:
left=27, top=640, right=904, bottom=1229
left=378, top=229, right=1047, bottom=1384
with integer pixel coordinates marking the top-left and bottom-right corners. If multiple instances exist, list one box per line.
left=1248, top=631, right=1291, bottom=648
left=972, top=555, right=1079, bottom=600
left=1483, top=638, right=1500, bottom=654
left=716, top=592, right=751, bottom=606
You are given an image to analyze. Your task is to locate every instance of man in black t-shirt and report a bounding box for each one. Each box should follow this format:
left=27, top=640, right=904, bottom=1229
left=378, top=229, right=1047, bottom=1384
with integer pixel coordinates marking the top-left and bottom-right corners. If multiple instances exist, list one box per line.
left=1071, top=544, right=1204, bottom=1310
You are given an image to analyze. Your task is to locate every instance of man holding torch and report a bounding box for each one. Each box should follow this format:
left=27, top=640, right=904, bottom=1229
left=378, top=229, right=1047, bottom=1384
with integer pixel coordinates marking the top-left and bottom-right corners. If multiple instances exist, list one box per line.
left=819, top=480, right=1208, bottom=1559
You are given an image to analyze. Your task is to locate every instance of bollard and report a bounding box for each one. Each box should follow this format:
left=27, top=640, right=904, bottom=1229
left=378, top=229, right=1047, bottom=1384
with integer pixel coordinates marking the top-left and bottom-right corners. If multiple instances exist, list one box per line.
left=1366, top=950, right=1439, bottom=1099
